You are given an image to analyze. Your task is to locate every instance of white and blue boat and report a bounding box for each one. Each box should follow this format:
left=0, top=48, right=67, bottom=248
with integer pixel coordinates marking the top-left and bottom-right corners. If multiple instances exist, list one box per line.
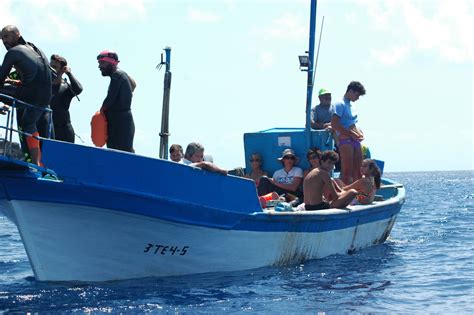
left=0, top=0, right=405, bottom=282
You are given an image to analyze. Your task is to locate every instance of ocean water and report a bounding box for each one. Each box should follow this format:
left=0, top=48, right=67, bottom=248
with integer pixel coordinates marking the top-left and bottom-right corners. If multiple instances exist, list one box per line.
left=1, top=171, right=473, bottom=313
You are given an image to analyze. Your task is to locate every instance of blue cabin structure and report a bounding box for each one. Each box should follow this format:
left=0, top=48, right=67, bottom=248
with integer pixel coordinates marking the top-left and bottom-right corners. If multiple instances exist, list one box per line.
left=244, top=128, right=385, bottom=176
left=243, top=128, right=333, bottom=175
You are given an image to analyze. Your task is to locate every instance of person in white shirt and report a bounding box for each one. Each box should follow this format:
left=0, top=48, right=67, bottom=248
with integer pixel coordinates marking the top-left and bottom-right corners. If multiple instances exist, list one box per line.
left=257, top=148, right=303, bottom=198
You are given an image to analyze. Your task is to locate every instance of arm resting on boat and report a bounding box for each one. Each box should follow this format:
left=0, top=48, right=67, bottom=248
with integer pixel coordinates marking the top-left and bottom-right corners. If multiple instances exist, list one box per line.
left=193, top=161, right=228, bottom=175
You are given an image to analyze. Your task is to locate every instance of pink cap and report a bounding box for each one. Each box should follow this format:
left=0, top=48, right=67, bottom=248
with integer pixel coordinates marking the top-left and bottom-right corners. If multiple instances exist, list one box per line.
left=97, top=50, right=119, bottom=66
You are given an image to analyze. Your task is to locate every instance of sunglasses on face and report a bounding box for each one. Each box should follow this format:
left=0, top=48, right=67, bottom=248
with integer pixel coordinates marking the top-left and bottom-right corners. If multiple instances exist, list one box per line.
left=309, top=155, right=319, bottom=160
left=283, top=155, right=295, bottom=160
left=250, top=159, right=261, bottom=162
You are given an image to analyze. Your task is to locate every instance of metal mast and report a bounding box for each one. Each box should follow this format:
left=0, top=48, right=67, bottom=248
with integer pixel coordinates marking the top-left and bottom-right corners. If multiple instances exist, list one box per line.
left=158, top=47, right=172, bottom=159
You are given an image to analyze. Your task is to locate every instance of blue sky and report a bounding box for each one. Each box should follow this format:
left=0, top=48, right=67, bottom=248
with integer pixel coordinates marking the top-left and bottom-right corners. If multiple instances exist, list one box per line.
left=1, top=0, right=472, bottom=172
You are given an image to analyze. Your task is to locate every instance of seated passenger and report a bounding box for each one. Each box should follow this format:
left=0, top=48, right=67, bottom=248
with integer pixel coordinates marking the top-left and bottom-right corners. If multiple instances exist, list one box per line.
left=183, top=142, right=227, bottom=175
left=257, top=148, right=303, bottom=198
left=169, top=144, right=183, bottom=163
left=303, top=150, right=357, bottom=210
left=342, top=159, right=381, bottom=204
left=303, top=147, right=321, bottom=178
left=244, top=153, right=268, bottom=185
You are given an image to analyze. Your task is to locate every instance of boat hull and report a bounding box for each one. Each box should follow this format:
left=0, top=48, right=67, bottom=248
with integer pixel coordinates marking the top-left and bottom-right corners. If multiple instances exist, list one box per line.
left=7, top=199, right=399, bottom=282
left=0, top=142, right=404, bottom=282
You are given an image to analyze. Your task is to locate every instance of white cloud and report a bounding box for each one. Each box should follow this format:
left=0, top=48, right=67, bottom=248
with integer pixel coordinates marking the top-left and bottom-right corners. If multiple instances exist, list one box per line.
left=258, top=51, right=275, bottom=69
left=371, top=44, right=410, bottom=65
left=251, top=14, right=306, bottom=40
left=32, top=0, right=147, bottom=21
left=1, top=0, right=148, bottom=42
left=35, top=15, right=80, bottom=42
left=0, top=1, right=17, bottom=25
left=187, top=7, right=220, bottom=23
left=357, top=0, right=474, bottom=63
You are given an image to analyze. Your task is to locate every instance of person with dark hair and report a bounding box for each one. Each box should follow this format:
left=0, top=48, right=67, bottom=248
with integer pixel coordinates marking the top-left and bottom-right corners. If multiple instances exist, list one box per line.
left=183, top=142, right=227, bottom=175
left=303, top=150, right=357, bottom=210
left=331, top=81, right=366, bottom=184
left=169, top=144, right=183, bottom=162
left=303, top=147, right=321, bottom=178
left=50, top=54, right=83, bottom=143
left=98, top=50, right=135, bottom=153
left=0, top=25, right=52, bottom=166
left=342, top=159, right=381, bottom=204
left=257, top=148, right=303, bottom=198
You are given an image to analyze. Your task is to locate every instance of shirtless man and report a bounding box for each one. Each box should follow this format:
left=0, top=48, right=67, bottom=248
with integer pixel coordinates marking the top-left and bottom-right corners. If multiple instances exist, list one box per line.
left=303, top=150, right=357, bottom=210
left=183, top=142, right=227, bottom=175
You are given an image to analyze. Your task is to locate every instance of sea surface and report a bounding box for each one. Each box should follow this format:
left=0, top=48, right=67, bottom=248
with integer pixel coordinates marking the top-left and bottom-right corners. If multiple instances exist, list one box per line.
left=1, top=171, right=473, bottom=313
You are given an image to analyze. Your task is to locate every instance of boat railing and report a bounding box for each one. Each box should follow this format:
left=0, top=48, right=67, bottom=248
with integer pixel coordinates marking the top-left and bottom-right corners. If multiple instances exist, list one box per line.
left=0, top=92, right=53, bottom=160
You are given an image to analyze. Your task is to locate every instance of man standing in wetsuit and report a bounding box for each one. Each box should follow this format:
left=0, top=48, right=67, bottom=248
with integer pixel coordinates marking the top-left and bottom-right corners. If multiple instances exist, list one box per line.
left=97, top=50, right=135, bottom=153
left=0, top=25, right=52, bottom=166
left=50, top=54, right=83, bottom=143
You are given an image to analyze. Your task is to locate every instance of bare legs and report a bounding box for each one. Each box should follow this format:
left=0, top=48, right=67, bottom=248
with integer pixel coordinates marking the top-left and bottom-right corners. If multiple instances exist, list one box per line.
left=339, top=143, right=353, bottom=184
left=339, top=143, right=362, bottom=184
left=352, top=145, right=362, bottom=181
left=330, top=189, right=357, bottom=208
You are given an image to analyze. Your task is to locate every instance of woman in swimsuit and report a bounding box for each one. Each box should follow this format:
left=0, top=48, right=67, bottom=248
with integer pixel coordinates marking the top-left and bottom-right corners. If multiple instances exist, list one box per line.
left=342, top=159, right=381, bottom=204
left=244, top=153, right=267, bottom=186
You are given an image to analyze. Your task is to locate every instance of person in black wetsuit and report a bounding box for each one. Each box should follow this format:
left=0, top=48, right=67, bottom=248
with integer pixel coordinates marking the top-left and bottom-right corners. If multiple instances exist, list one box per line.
left=0, top=25, right=52, bottom=166
left=50, top=54, right=83, bottom=143
left=97, top=50, right=135, bottom=153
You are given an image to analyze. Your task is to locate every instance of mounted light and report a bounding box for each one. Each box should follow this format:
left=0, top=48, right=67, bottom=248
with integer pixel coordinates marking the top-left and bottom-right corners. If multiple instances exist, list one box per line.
left=298, top=55, right=309, bottom=71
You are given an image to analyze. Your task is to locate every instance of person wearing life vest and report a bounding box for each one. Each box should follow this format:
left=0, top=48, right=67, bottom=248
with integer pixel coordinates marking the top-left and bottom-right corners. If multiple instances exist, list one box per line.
left=97, top=50, right=135, bottom=153
left=0, top=25, right=52, bottom=166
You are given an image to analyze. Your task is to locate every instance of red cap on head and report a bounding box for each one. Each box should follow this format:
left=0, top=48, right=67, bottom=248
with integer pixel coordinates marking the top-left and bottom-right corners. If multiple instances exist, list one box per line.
left=97, top=50, right=119, bottom=66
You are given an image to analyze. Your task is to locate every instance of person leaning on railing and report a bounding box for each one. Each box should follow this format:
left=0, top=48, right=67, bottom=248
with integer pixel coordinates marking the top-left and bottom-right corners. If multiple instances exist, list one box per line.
left=0, top=25, right=52, bottom=166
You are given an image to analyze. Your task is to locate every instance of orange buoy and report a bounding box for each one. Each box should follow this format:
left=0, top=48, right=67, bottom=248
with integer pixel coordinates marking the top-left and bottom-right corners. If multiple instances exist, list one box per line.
left=91, top=111, right=107, bottom=147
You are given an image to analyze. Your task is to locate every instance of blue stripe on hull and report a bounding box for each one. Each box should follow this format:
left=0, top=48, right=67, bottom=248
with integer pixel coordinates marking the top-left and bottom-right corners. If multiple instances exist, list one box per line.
left=1, top=175, right=401, bottom=233
left=238, top=204, right=400, bottom=232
